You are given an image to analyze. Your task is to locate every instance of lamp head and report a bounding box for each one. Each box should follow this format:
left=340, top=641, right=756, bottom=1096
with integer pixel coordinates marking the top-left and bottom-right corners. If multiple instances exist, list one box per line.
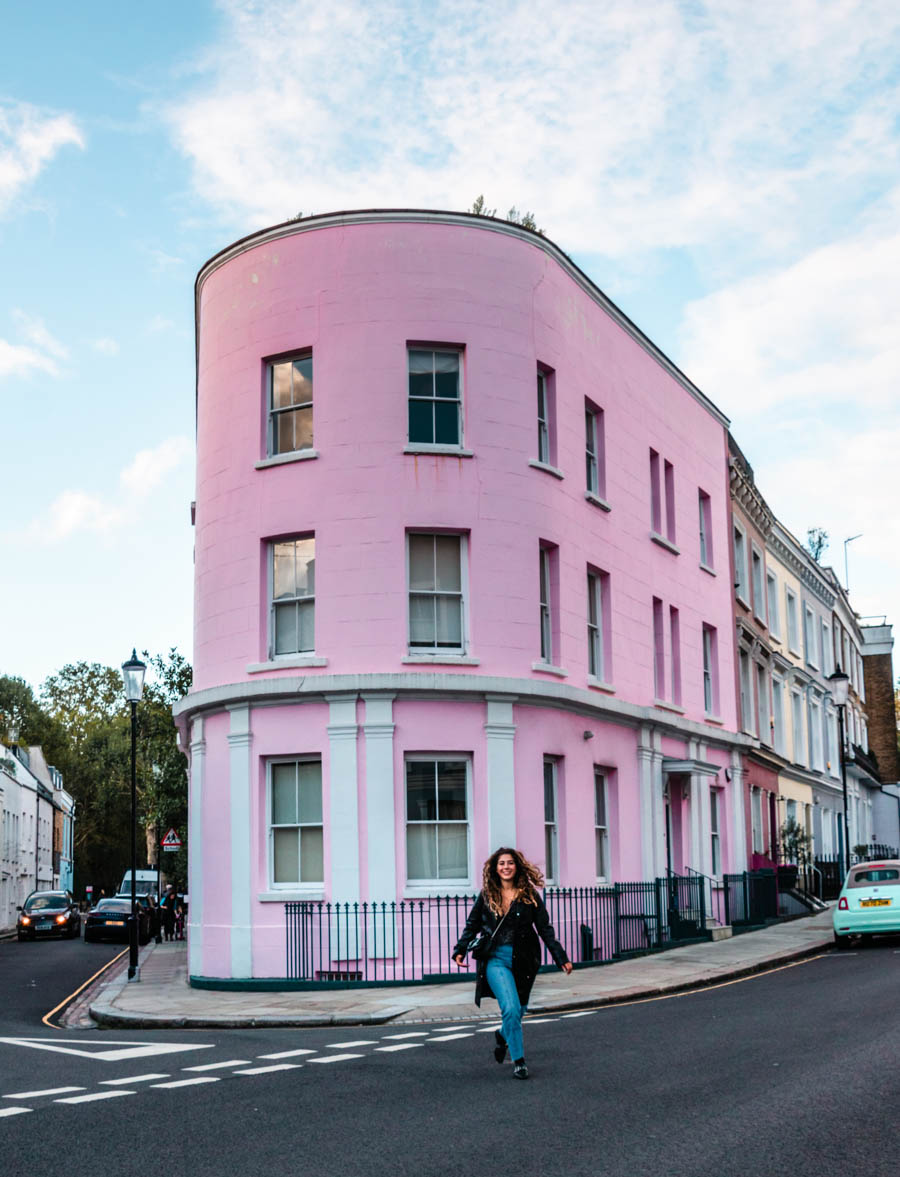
left=827, top=665, right=850, bottom=707
left=121, top=649, right=147, bottom=703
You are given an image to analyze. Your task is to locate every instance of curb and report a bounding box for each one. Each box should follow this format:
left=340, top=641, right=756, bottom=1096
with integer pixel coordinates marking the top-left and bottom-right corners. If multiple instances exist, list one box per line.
left=88, top=935, right=834, bottom=1029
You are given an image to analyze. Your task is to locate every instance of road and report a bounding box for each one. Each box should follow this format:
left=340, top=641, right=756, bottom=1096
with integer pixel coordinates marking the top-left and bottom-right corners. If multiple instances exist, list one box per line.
left=1, top=934, right=899, bottom=1177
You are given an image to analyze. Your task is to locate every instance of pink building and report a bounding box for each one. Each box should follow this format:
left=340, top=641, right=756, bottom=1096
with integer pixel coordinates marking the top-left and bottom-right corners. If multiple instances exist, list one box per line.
left=174, top=210, right=752, bottom=981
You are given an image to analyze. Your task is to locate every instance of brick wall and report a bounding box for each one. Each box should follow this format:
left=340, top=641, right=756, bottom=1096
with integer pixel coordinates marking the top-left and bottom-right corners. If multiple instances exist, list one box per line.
left=862, top=652, right=900, bottom=781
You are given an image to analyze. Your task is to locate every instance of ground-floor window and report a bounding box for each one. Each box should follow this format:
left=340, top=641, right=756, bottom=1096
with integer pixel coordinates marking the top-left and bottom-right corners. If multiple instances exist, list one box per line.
left=405, top=758, right=469, bottom=882
left=710, top=788, right=722, bottom=876
left=544, top=758, right=558, bottom=883
left=269, top=759, right=324, bottom=885
left=594, top=769, right=609, bottom=881
left=750, top=787, right=763, bottom=854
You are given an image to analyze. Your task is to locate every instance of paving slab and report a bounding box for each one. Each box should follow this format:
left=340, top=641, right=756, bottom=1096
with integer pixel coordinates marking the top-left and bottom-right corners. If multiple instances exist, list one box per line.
left=81, top=907, right=836, bottom=1029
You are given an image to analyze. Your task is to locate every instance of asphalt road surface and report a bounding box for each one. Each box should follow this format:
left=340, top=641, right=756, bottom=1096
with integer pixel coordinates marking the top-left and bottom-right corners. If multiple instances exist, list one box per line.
left=1, top=934, right=899, bottom=1177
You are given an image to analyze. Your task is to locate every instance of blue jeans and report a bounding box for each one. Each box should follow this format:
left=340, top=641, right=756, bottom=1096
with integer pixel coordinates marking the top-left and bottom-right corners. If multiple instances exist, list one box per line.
left=486, top=944, right=524, bottom=1061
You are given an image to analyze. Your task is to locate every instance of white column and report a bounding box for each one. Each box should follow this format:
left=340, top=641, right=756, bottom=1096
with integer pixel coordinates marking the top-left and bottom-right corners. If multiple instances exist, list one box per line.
left=363, top=694, right=396, bottom=902
left=729, top=749, right=748, bottom=873
left=638, top=726, right=658, bottom=880
left=227, top=705, right=252, bottom=979
left=326, top=694, right=360, bottom=904
left=484, top=696, right=517, bottom=851
left=187, top=717, right=205, bottom=978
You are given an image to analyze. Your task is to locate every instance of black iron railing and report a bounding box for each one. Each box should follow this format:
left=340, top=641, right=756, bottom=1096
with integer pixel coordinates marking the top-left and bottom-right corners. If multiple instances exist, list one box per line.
left=723, top=870, right=778, bottom=927
left=285, top=873, right=713, bottom=985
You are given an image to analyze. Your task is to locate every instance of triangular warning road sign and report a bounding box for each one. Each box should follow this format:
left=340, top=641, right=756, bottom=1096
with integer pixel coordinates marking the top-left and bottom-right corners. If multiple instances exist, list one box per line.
left=160, top=827, right=182, bottom=849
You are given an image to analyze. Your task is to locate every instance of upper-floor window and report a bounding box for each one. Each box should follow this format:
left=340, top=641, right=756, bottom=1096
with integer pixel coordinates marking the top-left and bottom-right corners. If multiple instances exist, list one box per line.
left=543, top=758, right=558, bottom=883
left=757, top=664, right=770, bottom=746
left=652, top=596, right=666, bottom=699
left=739, top=648, right=754, bottom=734
left=537, top=369, right=551, bottom=464
left=751, top=547, right=765, bottom=622
left=767, top=572, right=780, bottom=638
left=271, top=537, right=315, bottom=656
left=649, top=450, right=677, bottom=546
left=733, top=525, right=748, bottom=602
left=786, top=588, right=800, bottom=652
left=269, top=759, right=323, bottom=885
left=702, top=624, right=718, bottom=716
left=669, top=605, right=682, bottom=706
left=408, top=533, right=465, bottom=653
left=594, top=769, right=609, bottom=881
left=587, top=567, right=611, bottom=682
left=698, top=490, right=713, bottom=568
left=772, top=676, right=786, bottom=755
left=406, top=758, right=469, bottom=882
left=791, top=690, right=805, bottom=766
left=821, top=621, right=833, bottom=676
left=408, top=348, right=462, bottom=447
left=585, top=401, right=606, bottom=499
left=804, top=605, right=818, bottom=669
left=268, top=354, right=313, bottom=456
left=538, top=544, right=558, bottom=665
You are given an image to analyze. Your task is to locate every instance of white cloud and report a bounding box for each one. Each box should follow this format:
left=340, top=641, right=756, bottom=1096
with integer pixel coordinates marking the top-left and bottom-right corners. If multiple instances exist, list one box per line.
left=0, top=311, right=68, bottom=381
left=146, top=314, right=175, bottom=333
left=0, top=100, right=84, bottom=215
left=11, top=309, right=68, bottom=360
left=21, top=437, right=193, bottom=543
left=162, top=0, right=900, bottom=262
left=92, top=337, right=120, bottom=355
left=148, top=247, right=185, bottom=273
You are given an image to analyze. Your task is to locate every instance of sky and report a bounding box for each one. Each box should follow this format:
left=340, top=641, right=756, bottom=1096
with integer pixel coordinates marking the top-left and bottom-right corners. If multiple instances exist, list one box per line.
left=1, top=0, right=899, bottom=693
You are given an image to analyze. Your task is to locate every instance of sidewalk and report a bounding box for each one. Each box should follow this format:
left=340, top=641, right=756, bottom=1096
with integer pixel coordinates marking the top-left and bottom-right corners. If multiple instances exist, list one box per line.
left=83, top=908, right=835, bottom=1029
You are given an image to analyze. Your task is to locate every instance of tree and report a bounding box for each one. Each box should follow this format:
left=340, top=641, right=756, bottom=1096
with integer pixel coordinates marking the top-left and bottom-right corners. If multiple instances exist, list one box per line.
left=779, top=817, right=812, bottom=866
left=468, top=195, right=543, bottom=234
left=806, top=527, right=828, bottom=561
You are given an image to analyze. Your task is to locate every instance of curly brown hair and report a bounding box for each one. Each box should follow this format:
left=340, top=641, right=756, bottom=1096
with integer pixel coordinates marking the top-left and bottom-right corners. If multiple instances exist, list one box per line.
left=482, top=847, right=545, bottom=915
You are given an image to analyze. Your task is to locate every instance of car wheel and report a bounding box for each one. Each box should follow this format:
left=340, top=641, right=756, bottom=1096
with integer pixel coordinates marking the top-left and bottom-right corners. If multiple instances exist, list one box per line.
left=833, top=932, right=850, bottom=950
left=84, top=932, right=96, bottom=943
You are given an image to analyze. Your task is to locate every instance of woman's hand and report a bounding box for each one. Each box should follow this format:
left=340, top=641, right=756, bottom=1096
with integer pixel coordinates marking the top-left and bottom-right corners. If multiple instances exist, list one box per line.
left=453, top=954, right=466, bottom=967
left=562, top=961, right=573, bottom=974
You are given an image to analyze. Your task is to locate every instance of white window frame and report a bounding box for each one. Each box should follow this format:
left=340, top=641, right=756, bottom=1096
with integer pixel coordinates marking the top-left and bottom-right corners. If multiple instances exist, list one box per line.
left=786, top=588, right=800, bottom=654
left=585, top=403, right=604, bottom=497
left=537, top=369, right=550, bottom=465
left=270, top=535, right=316, bottom=658
left=791, top=690, right=805, bottom=767
left=751, top=788, right=763, bottom=855
left=406, top=532, right=468, bottom=655
left=804, top=605, right=818, bottom=669
left=751, top=546, right=766, bottom=623
left=710, top=788, right=722, bottom=877
left=766, top=572, right=780, bottom=639
left=404, top=755, right=472, bottom=886
left=587, top=570, right=603, bottom=680
left=267, top=757, right=324, bottom=890
left=733, top=524, right=749, bottom=604
left=539, top=546, right=553, bottom=664
left=594, top=768, right=609, bottom=882
left=772, top=675, right=786, bottom=755
left=407, top=347, right=464, bottom=449
left=739, top=649, right=755, bottom=735
left=821, top=621, right=832, bottom=676
left=543, top=758, right=559, bottom=884
left=808, top=696, right=823, bottom=771
left=702, top=625, right=715, bottom=715
left=698, top=490, right=713, bottom=568
left=267, top=352, right=313, bottom=457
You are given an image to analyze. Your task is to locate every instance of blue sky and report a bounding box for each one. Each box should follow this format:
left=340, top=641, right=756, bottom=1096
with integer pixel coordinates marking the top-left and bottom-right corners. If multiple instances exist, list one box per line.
left=2, top=0, right=899, bottom=691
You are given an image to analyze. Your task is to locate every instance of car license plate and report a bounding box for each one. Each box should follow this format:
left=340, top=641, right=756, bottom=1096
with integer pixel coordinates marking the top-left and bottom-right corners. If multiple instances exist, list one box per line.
left=860, top=898, right=891, bottom=907
left=36, top=921, right=52, bottom=930
left=105, top=920, right=126, bottom=926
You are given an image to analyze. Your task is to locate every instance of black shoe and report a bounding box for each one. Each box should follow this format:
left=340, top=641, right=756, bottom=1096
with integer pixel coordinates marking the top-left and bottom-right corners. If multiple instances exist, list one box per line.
left=493, top=1030, right=507, bottom=1064
left=512, top=1058, right=529, bottom=1079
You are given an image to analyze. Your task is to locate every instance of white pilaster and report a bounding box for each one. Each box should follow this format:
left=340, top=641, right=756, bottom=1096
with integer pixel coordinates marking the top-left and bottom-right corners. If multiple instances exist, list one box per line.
left=362, top=694, right=396, bottom=902
left=227, top=706, right=253, bottom=978
left=187, top=717, right=205, bottom=978
left=650, top=732, right=667, bottom=878
left=730, top=749, right=748, bottom=873
left=638, top=726, right=657, bottom=880
left=326, top=694, right=360, bottom=903
left=484, top=696, right=517, bottom=851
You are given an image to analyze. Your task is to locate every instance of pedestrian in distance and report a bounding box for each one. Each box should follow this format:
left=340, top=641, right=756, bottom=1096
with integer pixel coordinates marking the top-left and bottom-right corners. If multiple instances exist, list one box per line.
left=161, top=884, right=178, bottom=942
left=148, top=893, right=162, bottom=944
left=453, top=847, right=573, bottom=1080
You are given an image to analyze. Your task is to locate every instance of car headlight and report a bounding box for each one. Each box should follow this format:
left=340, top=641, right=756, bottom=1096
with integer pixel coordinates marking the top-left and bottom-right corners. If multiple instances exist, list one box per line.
left=56, top=914, right=67, bottom=924
left=20, top=915, right=31, bottom=925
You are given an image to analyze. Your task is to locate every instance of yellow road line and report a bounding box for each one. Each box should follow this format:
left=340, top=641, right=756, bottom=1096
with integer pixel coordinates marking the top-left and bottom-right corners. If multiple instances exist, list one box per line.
left=42, top=948, right=128, bottom=1029
left=526, top=951, right=830, bottom=1019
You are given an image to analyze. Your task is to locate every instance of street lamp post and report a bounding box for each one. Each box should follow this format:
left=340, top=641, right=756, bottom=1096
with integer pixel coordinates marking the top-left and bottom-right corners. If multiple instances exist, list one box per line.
left=828, top=665, right=851, bottom=878
left=121, top=649, right=146, bottom=981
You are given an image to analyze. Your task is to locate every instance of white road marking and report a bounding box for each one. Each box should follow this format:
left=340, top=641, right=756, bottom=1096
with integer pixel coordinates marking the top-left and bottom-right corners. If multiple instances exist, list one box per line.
left=151, top=1077, right=220, bottom=1090
left=325, top=1040, right=377, bottom=1048
left=234, top=1064, right=302, bottom=1076
left=561, top=1010, right=598, bottom=1018
left=376, top=1043, right=423, bottom=1053
left=475, top=1025, right=503, bottom=1033
left=523, top=1017, right=558, bottom=1024
left=0, top=1037, right=214, bottom=1063
left=183, top=1060, right=251, bottom=1072
left=55, top=1091, right=135, bottom=1104
left=100, top=1074, right=169, bottom=1086
left=309, top=1053, right=364, bottom=1064
left=427, top=1033, right=473, bottom=1042
left=0, top=1107, right=32, bottom=1118
left=381, top=1032, right=430, bottom=1040
left=257, top=1048, right=317, bottom=1059
left=431, top=1025, right=475, bottom=1031
left=4, top=1086, right=84, bottom=1099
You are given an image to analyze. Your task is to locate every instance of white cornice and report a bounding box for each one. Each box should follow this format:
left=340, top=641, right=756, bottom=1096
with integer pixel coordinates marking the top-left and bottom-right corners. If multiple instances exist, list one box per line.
left=194, top=209, right=730, bottom=430
left=768, top=524, right=835, bottom=609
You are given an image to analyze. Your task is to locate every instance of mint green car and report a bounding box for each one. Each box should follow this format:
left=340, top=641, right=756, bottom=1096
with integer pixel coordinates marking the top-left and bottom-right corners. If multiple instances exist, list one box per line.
left=834, top=860, right=900, bottom=945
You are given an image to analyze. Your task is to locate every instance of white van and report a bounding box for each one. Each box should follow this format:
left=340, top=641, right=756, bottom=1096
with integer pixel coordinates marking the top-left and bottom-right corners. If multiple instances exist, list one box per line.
left=117, top=870, right=160, bottom=898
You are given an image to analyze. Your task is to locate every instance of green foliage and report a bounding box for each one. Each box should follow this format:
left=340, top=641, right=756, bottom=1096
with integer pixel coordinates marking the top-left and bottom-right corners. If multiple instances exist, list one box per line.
left=779, top=817, right=812, bottom=866
left=806, top=527, right=828, bottom=561
left=468, top=195, right=543, bottom=234
left=853, top=844, right=870, bottom=858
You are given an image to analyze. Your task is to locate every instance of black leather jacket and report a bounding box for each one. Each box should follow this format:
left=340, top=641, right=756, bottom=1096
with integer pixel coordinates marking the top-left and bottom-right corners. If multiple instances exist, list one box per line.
left=452, top=891, right=570, bottom=1008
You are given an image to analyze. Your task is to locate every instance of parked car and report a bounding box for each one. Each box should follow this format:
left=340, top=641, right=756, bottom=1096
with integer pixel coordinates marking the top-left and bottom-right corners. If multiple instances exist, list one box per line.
left=84, top=897, right=151, bottom=945
left=833, top=860, right=900, bottom=946
left=17, top=891, right=81, bottom=941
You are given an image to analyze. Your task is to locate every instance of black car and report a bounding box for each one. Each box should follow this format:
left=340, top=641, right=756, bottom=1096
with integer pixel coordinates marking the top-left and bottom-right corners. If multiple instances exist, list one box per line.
left=17, top=891, right=81, bottom=941
left=84, top=897, right=151, bottom=945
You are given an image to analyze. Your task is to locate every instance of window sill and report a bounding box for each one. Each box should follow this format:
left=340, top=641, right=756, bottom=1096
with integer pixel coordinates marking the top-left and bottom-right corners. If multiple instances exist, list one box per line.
left=247, top=656, right=329, bottom=673
left=532, top=661, right=568, bottom=678
left=788, top=646, right=803, bottom=659
left=700, top=562, right=716, bottom=577
left=404, top=884, right=474, bottom=898
left=653, top=699, right=685, bottom=714
left=258, top=890, right=325, bottom=903
left=704, top=714, right=725, bottom=725
left=587, top=676, right=615, bottom=694
left=584, top=491, right=611, bottom=512
left=255, top=449, right=319, bottom=470
left=528, top=459, right=564, bottom=480
left=404, top=444, right=474, bottom=458
left=650, top=532, right=680, bottom=555
left=402, top=654, right=480, bottom=666
left=735, top=593, right=751, bottom=610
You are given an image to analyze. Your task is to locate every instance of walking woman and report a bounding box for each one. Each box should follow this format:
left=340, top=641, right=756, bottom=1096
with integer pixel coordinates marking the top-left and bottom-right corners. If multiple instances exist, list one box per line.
left=453, top=847, right=573, bottom=1079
